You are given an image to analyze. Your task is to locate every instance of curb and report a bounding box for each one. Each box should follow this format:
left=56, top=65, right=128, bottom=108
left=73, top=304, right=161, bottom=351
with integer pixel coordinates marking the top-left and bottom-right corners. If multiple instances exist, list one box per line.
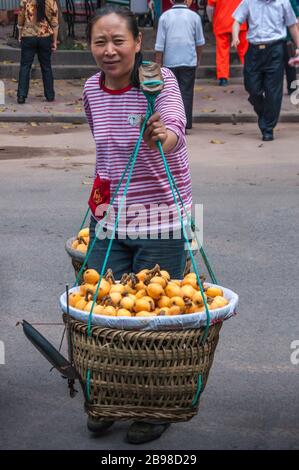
left=0, top=112, right=298, bottom=124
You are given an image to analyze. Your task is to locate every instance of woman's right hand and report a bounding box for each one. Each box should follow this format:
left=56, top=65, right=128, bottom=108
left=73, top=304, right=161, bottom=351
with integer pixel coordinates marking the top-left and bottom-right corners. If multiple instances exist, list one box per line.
left=52, top=41, right=57, bottom=52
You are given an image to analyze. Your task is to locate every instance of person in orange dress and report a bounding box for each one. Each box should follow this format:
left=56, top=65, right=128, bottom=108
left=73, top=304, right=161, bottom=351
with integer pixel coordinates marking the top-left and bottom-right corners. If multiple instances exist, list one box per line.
left=207, top=0, right=248, bottom=86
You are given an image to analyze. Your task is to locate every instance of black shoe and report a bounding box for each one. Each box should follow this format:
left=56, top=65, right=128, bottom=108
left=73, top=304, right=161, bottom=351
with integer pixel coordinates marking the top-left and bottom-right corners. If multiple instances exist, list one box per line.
left=87, top=416, right=114, bottom=434
left=126, top=421, right=170, bottom=444
left=17, top=96, right=26, bottom=104
left=219, top=78, right=228, bottom=86
left=262, top=131, right=274, bottom=142
left=46, top=97, right=55, bottom=102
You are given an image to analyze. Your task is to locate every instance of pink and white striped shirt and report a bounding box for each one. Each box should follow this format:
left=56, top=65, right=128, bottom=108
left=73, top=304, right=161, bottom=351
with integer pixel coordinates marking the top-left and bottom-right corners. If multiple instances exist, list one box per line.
left=83, top=67, right=192, bottom=236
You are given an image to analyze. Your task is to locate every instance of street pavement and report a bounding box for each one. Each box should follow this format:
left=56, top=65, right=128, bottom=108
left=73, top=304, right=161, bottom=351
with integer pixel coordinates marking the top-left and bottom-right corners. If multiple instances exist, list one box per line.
left=0, top=122, right=298, bottom=450
left=1, top=77, right=299, bottom=122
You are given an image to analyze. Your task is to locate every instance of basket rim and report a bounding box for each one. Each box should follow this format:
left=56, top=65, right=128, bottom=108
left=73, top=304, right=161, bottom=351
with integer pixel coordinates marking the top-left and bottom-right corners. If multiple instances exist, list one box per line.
left=65, top=236, right=86, bottom=262
left=60, top=282, right=238, bottom=331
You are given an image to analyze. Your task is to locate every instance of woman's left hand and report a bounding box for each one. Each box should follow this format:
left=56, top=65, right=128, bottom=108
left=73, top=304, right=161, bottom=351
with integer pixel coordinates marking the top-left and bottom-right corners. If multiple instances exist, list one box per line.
left=143, top=112, right=168, bottom=150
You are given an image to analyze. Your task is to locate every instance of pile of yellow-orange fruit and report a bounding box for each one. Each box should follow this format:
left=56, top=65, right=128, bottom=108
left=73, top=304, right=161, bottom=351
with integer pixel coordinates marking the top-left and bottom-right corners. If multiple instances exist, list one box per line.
left=68, top=265, right=229, bottom=317
left=71, top=228, right=89, bottom=254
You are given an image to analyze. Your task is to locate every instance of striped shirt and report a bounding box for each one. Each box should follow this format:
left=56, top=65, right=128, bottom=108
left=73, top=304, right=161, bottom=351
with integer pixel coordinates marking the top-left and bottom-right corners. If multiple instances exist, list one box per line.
left=83, top=67, right=192, bottom=237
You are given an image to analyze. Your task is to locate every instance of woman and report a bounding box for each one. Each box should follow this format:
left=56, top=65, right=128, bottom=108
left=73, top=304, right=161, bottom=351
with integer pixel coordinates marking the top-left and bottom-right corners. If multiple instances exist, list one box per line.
left=17, top=0, right=59, bottom=104
left=83, top=6, right=193, bottom=444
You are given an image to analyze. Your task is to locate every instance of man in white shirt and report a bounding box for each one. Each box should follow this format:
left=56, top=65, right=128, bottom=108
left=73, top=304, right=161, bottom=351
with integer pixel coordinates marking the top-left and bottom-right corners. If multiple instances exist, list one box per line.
left=232, top=0, right=299, bottom=141
left=155, top=0, right=205, bottom=129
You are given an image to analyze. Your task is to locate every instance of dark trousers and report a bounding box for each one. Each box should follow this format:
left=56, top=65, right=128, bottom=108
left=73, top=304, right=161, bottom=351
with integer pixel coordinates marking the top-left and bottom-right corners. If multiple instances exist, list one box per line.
left=244, top=42, right=284, bottom=133
left=17, top=36, right=54, bottom=100
left=169, top=66, right=196, bottom=129
left=283, top=41, right=297, bottom=93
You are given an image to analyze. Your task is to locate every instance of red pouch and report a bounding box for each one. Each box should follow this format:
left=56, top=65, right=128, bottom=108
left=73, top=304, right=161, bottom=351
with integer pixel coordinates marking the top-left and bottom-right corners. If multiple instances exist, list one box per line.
left=88, top=175, right=111, bottom=220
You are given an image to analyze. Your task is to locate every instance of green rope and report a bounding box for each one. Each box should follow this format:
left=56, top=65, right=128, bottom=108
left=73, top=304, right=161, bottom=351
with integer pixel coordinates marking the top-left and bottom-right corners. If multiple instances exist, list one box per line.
left=191, top=374, right=202, bottom=407
left=87, top=111, right=151, bottom=336
left=166, top=169, right=218, bottom=285
left=145, top=97, right=211, bottom=343
left=79, top=207, right=90, bottom=231
left=74, top=145, right=137, bottom=287
left=84, top=102, right=153, bottom=400
left=140, top=80, right=164, bottom=86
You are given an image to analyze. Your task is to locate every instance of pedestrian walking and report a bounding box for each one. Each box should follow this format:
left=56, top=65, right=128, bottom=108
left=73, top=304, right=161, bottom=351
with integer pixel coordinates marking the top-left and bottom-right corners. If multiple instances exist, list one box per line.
left=232, top=0, right=299, bottom=141
left=207, top=0, right=248, bottom=86
left=283, top=0, right=299, bottom=95
left=83, top=5, right=193, bottom=443
left=17, top=0, right=59, bottom=104
left=155, top=0, right=205, bottom=129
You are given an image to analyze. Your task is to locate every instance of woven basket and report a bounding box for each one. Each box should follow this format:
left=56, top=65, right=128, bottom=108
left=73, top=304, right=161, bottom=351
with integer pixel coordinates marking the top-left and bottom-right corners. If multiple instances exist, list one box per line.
left=67, top=316, right=222, bottom=423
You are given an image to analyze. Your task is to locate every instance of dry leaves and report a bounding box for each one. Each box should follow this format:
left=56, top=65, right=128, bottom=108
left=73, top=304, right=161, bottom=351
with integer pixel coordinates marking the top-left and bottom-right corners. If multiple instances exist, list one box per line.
left=201, top=108, right=217, bottom=113
left=30, top=122, right=38, bottom=127
left=210, top=139, right=225, bottom=144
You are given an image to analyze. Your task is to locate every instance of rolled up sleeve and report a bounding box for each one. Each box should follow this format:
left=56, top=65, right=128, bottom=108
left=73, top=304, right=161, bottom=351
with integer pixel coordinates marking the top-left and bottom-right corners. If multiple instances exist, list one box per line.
left=155, top=16, right=166, bottom=52
left=50, top=0, right=59, bottom=29
left=284, top=0, right=297, bottom=26
left=17, top=1, right=26, bottom=27
left=195, top=16, right=205, bottom=46
left=233, top=0, right=249, bottom=24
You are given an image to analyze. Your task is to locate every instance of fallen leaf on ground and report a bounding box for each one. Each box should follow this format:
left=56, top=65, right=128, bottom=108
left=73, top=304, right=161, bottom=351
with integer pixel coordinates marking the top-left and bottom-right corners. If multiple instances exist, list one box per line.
left=11, top=78, right=17, bottom=83
left=210, top=139, right=225, bottom=144
left=201, top=108, right=217, bottom=113
left=62, top=125, right=73, bottom=129
left=74, top=107, right=83, bottom=112
left=202, top=95, right=215, bottom=101
left=30, top=122, right=38, bottom=127
left=82, top=180, right=93, bottom=185
left=0, top=107, right=7, bottom=112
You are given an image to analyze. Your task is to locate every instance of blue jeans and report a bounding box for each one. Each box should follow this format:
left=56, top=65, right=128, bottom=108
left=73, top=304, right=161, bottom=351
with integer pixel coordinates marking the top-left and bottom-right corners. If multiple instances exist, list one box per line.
left=18, top=36, right=54, bottom=100
left=87, top=217, right=188, bottom=279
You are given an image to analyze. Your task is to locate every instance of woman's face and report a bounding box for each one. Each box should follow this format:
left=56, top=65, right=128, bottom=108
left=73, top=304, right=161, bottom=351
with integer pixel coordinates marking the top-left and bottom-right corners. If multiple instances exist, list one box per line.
left=90, top=13, right=142, bottom=87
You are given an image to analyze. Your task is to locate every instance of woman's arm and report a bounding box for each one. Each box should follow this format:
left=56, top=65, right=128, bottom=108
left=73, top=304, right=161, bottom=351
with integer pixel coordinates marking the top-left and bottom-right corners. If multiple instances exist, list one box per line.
left=50, top=0, right=59, bottom=50
left=17, top=1, right=25, bottom=42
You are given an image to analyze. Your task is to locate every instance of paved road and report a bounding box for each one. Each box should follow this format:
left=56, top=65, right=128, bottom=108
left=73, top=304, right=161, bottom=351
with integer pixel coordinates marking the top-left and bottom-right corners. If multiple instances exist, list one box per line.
left=0, top=122, right=298, bottom=450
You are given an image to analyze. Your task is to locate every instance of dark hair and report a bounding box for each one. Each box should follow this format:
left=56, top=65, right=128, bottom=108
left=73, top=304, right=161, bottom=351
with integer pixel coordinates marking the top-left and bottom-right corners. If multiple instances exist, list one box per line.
left=86, top=6, right=143, bottom=88
left=36, top=0, right=46, bottom=22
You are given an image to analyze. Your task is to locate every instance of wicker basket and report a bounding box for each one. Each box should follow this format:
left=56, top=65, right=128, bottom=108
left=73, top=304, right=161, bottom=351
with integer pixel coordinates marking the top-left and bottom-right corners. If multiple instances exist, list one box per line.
left=67, top=316, right=222, bottom=423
